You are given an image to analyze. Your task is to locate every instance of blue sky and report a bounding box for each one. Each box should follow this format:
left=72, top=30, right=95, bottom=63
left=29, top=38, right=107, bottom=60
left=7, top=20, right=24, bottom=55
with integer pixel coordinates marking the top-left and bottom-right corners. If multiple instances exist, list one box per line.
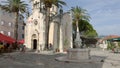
left=63, top=0, right=120, bottom=36
left=0, top=0, right=120, bottom=36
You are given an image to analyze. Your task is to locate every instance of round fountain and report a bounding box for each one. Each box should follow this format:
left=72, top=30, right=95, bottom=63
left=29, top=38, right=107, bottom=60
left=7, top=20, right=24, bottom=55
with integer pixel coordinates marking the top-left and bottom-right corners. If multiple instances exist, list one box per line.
left=56, top=27, right=90, bottom=62
left=67, top=29, right=90, bottom=60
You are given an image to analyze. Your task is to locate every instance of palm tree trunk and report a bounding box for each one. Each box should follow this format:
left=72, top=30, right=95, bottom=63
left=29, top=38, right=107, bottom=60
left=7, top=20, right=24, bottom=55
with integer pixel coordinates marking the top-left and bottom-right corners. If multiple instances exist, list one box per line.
left=57, top=23, right=60, bottom=50
left=58, top=14, right=62, bottom=52
left=45, top=7, right=50, bottom=50
left=14, top=12, right=19, bottom=49
left=76, top=20, right=79, bottom=33
left=74, top=20, right=82, bottom=48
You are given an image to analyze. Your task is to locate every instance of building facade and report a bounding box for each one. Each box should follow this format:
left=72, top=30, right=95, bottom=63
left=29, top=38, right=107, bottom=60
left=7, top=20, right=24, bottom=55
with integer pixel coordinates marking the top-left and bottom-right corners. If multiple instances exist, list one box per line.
left=0, top=7, right=25, bottom=40
left=25, top=0, right=73, bottom=52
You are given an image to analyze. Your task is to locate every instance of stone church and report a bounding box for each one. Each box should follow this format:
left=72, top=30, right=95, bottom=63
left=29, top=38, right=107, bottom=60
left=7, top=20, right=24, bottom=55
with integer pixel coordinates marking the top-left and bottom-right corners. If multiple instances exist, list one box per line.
left=24, top=0, right=73, bottom=52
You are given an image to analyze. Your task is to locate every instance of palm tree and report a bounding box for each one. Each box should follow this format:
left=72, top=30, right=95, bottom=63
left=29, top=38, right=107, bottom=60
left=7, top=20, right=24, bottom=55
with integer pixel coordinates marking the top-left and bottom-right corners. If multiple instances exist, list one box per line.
left=71, top=6, right=90, bottom=48
left=0, top=0, right=28, bottom=47
left=41, top=0, right=66, bottom=49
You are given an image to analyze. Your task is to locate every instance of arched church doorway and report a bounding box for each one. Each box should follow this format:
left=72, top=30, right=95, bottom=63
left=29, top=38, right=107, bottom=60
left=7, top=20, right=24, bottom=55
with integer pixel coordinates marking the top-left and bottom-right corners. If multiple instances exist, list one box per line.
left=33, top=39, right=37, bottom=50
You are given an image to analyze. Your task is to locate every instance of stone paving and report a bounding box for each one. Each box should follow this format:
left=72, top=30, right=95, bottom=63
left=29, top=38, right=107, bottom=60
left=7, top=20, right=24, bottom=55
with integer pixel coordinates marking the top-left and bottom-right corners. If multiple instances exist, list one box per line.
left=0, top=48, right=120, bottom=68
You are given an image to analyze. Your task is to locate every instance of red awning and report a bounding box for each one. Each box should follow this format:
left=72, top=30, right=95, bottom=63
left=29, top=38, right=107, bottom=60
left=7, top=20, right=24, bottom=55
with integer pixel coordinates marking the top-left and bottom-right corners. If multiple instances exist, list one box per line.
left=0, top=33, right=15, bottom=44
left=18, top=39, right=24, bottom=44
left=103, top=35, right=120, bottom=40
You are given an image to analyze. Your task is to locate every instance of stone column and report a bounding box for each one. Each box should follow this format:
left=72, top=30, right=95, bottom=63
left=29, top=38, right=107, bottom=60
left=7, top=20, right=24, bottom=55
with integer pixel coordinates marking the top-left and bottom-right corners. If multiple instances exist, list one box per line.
left=59, top=24, right=63, bottom=52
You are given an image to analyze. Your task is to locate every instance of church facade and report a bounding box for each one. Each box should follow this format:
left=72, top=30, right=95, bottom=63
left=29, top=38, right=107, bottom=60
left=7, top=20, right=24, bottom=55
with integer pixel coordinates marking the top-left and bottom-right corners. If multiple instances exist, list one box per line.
left=24, top=0, right=73, bottom=52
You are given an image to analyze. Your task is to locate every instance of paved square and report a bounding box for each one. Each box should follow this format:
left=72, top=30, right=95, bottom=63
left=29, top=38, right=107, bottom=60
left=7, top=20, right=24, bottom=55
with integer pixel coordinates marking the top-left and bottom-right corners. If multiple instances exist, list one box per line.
left=0, top=48, right=120, bottom=68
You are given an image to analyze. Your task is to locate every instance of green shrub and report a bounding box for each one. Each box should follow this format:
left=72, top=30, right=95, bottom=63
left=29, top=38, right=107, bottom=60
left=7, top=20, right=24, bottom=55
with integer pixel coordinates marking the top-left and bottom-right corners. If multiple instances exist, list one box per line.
left=107, top=42, right=115, bottom=50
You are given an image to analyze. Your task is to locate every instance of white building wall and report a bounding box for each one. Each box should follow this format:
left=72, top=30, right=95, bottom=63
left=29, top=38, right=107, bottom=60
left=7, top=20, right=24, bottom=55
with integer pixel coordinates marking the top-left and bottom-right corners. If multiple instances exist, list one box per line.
left=25, top=0, right=73, bottom=52
left=0, top=7, right=24, bottom=40
left=25, top=0, right=46, bottom=50
left=25, top=23, right=32, bottom=49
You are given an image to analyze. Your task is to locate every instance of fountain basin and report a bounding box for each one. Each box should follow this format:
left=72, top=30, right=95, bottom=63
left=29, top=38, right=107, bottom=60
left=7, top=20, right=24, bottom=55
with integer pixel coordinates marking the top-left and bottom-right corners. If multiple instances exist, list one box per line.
left=67, top=48, right=90, bottom=60
left=55, top=48, right=104, bottom=63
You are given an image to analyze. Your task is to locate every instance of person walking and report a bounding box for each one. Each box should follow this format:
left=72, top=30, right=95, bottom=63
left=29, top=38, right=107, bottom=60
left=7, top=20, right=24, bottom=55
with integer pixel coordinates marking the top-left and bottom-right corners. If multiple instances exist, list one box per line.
left=20, top=44, right=26, bottom=52
left=49, top=43, right=53, bottom=50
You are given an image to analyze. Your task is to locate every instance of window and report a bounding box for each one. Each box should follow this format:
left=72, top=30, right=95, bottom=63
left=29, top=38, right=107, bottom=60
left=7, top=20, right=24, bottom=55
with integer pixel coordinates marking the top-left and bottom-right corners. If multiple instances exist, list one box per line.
left=0, top=31, right=4, bottom=34
left=22, top=34, right=24, bottom=38
left=8, top=32, right=11, bottom=36
left=8, top=22, right=12, bottom=26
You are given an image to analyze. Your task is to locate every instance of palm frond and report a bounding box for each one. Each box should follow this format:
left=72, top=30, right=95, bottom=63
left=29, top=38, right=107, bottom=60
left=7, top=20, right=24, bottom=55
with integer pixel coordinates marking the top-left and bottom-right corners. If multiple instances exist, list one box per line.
left=71, top=6, right=90, bottom=21
left=56, top=0, right=66, bottom=8
left=0, top=0, right=28, bottom=13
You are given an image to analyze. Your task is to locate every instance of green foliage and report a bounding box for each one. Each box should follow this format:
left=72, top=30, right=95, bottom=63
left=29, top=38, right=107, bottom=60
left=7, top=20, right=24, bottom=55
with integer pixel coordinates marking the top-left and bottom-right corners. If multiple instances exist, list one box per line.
left=107, top=42, right=115, bottom=50
left=41, top=0, right=66, bottom=8
left=118, top=42, right=120, bottom=48
left=71, top=6, right=97, bottom=38
left=79, top=20, right=93, bottom=31
left=73, top=19, right=98, bottom=37
left=0, top=0, right=28, bottom=13
left=84, top=30, right=98, bottom=37
left=71, top=6, right=90, bottom=21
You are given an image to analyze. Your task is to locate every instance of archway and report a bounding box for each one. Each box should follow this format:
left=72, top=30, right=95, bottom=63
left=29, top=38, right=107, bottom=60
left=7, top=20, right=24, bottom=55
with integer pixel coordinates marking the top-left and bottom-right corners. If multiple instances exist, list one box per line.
left=33, top=39, right=37, bottom=50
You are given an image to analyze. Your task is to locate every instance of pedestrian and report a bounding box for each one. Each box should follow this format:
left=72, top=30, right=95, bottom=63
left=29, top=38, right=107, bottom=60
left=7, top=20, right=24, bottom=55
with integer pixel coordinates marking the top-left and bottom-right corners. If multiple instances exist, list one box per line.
left=20, top=44, right=26, bottom=52
left=49, top=43, right=53, bottom=50
left=23, top=44, right=26, bottom=52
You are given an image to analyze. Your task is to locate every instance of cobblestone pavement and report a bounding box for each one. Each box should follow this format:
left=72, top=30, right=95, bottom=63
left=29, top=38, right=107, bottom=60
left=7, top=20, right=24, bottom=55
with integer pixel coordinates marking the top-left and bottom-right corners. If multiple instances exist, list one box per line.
left=0, top=48, right=120, bottom=68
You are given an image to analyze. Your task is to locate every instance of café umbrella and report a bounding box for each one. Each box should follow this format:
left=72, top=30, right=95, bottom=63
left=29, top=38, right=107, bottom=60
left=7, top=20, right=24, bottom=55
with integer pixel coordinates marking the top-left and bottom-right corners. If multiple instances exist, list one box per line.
left=18, top=39, right=24, bottom=44
left=0, top=33, right=15, bottom=44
